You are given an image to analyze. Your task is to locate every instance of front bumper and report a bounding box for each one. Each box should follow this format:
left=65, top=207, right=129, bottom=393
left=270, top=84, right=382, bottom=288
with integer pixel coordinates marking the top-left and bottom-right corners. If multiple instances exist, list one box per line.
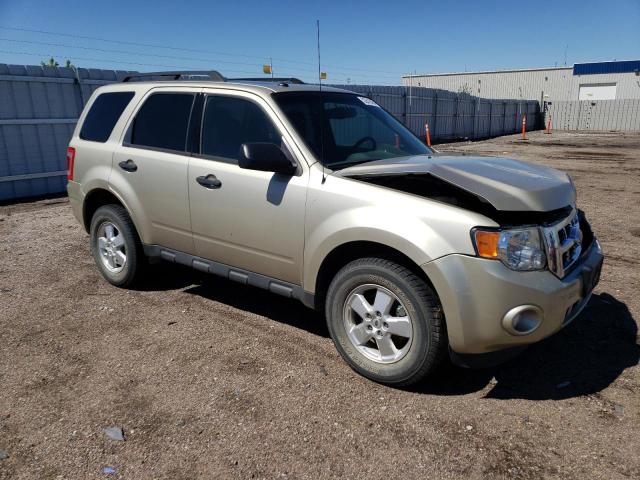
left=422, top=237, right=603, bottom=357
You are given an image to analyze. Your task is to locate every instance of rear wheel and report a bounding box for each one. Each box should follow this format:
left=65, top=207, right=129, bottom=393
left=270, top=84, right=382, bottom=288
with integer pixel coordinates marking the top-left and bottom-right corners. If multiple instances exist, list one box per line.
left=90, top=204, right=144, bottom=287
left=325, top=258, right=446, bottom=386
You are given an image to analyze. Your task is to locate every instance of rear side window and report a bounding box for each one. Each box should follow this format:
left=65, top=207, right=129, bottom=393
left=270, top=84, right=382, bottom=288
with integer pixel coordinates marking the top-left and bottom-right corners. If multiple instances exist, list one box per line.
left=201, top=95, right=280, bottom=161
left=80, top=91, right=134, bottom=142
left=130, top=93, right=195, bottom=152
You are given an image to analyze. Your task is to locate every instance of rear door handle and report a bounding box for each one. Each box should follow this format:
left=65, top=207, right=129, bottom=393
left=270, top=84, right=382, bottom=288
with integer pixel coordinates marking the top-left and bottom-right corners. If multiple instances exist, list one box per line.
left=118, top=159, right=138, bottom=172
left=196, top=174, right=222, bottom=189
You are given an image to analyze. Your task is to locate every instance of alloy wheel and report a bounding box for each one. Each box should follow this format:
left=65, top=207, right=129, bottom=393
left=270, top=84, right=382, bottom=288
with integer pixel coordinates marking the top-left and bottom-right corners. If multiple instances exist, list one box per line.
left=342, top=284, right=413, bottom=364
left=97, top=221, right=127, bottom=273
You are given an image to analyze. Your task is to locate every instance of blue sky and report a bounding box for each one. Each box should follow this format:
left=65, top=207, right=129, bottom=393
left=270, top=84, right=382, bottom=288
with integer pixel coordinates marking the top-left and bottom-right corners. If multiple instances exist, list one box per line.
left=0, top=0, right=638, bottom=84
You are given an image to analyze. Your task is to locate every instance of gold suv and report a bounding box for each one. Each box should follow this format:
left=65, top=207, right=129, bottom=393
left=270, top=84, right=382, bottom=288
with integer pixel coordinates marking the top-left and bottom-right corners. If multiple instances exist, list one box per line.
left=67, top=71, right=603, bottom=385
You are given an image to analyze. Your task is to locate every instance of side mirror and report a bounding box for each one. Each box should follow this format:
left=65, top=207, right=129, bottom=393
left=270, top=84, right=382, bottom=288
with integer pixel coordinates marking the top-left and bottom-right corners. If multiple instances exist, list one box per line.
left=238, top=143, right=297, bottom=175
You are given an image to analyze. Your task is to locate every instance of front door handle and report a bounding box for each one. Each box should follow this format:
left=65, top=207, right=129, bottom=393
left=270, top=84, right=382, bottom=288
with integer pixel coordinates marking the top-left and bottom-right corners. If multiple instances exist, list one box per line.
left=118, top=159, right=138, bottom=172
left=196, top=174, right=222, bottom=189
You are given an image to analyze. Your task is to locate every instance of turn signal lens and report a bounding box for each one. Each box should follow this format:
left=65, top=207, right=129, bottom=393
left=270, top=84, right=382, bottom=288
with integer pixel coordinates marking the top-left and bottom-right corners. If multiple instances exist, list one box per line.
left=474, top=230, right=500, bottom=258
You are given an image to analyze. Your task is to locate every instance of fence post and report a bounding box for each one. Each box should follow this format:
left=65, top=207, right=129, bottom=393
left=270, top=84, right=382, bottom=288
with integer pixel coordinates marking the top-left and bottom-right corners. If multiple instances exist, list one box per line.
left=454, top=95, right=460, bottom=138
left=72, top=66, right=86, bottom=107
left=489, top=101, right=493, bottom=136
left=473, top=97, right=480, bottom=139
left=577, top=100, right=582, bottom=130
left=432, top=92, right=438, bottom=141
left=502, top=102, right=507, bottom=135
left=402, top=89, right=408, bottom=129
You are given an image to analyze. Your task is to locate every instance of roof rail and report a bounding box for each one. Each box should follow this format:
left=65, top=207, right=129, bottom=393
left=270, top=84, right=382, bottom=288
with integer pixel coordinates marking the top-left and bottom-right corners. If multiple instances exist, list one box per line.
left=229, top=77, right=305, bottom=84
left=122, top=70, right=225, bottom=82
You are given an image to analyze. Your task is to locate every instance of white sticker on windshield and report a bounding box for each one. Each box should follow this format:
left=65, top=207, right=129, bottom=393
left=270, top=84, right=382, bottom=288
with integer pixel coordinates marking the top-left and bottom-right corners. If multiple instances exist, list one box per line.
left=358, top=96, right=380, bottom=107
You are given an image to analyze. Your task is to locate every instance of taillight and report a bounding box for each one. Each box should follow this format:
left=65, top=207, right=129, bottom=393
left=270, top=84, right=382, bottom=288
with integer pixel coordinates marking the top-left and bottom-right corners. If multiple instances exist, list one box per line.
left=66, top=147, right=76, bottom=181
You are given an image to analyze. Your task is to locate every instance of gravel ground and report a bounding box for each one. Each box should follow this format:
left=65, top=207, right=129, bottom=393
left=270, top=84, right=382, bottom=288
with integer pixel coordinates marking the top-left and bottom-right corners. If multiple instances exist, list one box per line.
left=0, top=130, right=639, bottom=479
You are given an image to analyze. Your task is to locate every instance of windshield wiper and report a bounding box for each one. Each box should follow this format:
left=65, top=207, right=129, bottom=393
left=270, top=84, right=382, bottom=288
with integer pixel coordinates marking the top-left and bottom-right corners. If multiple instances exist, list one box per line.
left=325, top=159, right=372, bottom=170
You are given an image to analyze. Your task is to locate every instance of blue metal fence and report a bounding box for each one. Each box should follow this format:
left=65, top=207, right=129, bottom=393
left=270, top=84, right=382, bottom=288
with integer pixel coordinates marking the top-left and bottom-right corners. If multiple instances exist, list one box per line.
left=0, top=64, right=539, bottom=202
left=333, top=84, right=539, bottom=140
left=0, top=64, right=134, bottom=202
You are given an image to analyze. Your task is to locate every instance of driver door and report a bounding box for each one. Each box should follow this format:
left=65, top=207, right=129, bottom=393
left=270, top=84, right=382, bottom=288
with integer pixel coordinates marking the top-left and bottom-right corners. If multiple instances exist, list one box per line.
left=188, top=91, right=308, bottom=284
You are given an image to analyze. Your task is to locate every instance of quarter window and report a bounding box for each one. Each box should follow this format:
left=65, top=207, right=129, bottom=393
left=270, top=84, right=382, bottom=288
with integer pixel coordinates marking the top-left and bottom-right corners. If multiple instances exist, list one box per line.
left=201, top=96, right=280, bottom=162
left=80, top=91, right=134, bottom=142
left=130, top=93, right=195, bottom=152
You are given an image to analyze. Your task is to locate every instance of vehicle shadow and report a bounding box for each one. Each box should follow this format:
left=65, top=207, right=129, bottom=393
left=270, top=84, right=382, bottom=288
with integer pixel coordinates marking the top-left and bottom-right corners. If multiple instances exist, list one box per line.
left=184, top=279, right=330, bottom=338
left=138, top=262, right=331, bottom=338
left=129, top=262, right=204, bottom=292
left=415, top=293, right=640, bottom=400
left=134, top=264, right=638, bottom=400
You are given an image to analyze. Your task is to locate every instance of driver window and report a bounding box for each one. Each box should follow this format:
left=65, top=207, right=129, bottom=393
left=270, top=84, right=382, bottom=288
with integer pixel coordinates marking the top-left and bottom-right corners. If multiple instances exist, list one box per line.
left=201, top=95, right=280, bottom=163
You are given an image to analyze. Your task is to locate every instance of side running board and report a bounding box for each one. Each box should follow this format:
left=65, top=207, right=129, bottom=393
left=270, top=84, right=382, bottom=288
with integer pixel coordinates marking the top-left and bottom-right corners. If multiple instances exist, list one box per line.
left=143, top=245, right=314, bottom=308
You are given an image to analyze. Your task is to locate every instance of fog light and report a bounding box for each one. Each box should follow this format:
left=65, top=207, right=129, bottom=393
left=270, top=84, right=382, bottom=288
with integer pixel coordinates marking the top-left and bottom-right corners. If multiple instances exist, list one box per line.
left=502, top=305, right=543, bottom=335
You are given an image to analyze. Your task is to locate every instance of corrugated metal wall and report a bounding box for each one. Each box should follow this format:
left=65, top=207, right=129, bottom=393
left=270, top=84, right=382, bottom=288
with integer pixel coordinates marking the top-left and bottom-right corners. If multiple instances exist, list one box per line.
left=331, top=84, right=539, bottom=141
left=0, top=64, right=134, bottom=202
left=546, top=99, right=640, bottom=131
left=403, top=68, right=640, bottom=101
left=0, top=64, right=539, bottom=202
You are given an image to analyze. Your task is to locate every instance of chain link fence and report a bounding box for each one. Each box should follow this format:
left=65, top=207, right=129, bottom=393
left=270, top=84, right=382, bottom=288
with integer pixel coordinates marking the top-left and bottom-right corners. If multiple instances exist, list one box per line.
left=545, top=99, right=640, bottom=131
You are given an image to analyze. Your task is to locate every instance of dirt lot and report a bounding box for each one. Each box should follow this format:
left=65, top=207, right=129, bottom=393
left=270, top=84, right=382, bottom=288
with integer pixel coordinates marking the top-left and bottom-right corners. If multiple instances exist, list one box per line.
left=1, top=130, right=639, bottom=479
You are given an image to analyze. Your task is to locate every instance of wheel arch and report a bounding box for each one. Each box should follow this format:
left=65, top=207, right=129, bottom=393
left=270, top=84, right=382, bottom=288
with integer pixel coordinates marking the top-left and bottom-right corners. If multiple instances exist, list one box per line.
left=82, top=188, right=124, bottom=232
left=311, top=240, right=441, bottom=312
left=82, top=187, right=144, bottom=242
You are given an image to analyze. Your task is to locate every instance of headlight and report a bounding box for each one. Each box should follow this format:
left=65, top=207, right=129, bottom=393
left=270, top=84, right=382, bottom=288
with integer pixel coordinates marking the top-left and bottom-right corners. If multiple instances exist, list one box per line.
left=472, top=227, right=547, bottom=271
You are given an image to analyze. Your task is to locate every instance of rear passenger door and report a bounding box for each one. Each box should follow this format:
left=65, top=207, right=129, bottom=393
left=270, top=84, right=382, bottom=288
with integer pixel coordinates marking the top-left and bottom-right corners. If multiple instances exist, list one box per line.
left=111, top=88, right=197, bottom=253
left=188, top=91, right=308, bottom=285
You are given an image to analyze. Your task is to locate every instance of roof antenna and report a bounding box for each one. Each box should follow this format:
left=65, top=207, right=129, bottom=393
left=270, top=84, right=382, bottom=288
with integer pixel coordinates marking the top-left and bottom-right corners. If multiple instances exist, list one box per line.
left=317, top=19, right=327, bottom=184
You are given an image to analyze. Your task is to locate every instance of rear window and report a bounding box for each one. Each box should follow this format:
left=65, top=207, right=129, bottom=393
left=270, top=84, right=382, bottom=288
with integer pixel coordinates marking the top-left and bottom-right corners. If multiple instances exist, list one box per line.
left=130, top=93, right=195, bottom=152
left=80, top=91, right=135, bottom=142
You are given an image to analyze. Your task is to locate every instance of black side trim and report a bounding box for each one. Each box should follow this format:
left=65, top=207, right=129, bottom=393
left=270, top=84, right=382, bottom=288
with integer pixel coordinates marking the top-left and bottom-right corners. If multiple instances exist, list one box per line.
left=187, top=93, right=204, bottom=155
left=143, top=245, right=315, bottom=308
left=449, top=345, right=528, bottom=369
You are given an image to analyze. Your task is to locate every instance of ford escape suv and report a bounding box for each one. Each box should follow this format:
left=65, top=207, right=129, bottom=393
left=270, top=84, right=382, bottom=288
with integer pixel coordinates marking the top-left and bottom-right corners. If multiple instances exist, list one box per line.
left=67, top=71, right=603, bottom=386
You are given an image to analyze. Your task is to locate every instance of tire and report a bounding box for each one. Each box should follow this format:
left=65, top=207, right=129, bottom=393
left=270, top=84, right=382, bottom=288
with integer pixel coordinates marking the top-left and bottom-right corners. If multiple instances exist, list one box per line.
left=325, top=258, right=446, bottom=386
left=89, top=204, right=144, bottom=288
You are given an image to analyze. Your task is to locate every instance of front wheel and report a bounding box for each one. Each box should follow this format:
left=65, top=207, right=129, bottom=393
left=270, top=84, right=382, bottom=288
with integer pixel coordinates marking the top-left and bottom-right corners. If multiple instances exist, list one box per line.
left=325, top=258, right=446, bottom=386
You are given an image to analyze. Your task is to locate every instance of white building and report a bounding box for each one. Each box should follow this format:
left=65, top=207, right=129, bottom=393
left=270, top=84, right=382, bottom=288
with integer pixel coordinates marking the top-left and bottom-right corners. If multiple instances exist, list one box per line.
left=403, top=61, right=640, bottom=103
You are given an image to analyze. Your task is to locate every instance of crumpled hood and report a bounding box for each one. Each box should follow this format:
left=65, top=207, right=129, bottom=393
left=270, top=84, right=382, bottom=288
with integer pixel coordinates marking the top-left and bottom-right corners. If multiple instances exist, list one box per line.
left=336, top=155, right=576, bottom=212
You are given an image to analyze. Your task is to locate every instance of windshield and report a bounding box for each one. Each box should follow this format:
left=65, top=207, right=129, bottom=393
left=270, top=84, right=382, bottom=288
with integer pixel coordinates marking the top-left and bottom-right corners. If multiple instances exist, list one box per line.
left=273, top=91, right=431, bottom=170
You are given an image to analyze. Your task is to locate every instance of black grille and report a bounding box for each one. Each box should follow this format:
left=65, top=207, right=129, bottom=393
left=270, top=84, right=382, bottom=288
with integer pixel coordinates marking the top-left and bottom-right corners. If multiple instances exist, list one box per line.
left=578, top=211, right=594, bottom=253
